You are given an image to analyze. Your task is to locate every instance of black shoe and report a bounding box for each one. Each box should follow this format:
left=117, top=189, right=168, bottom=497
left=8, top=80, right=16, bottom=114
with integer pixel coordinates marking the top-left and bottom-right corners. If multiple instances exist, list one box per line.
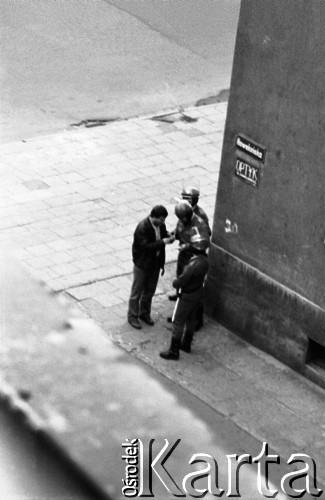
left=159, top=338, right=180, bottom=360
left=168, top=294, right=178, bottom=302
left=139, top=315, right=154, bottom=326
left=128, top=318, right=142, bottom=330
left=160, top=349, right=179, bottom=360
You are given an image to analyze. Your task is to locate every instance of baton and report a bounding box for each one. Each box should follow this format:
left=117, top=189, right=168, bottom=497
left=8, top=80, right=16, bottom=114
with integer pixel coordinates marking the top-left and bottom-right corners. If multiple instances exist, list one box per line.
left=171, top=289, right=181, bottom=322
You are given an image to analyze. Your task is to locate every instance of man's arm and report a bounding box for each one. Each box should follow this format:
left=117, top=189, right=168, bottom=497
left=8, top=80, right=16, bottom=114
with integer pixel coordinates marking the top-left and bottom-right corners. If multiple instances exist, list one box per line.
left=134, top=224, right=172, bottom=250
left=172, top=261, right=195, bottom=289
left=161, top=224, right=175, bottom=242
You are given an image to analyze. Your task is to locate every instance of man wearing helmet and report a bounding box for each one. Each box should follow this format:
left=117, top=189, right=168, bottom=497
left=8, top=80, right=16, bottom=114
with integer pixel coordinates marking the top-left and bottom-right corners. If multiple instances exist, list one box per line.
left=168, top=200, right=210, bottom=331
left=172, top=200, right=210, bottom=281
left=160, top=234, right=210, bottom=360
left=181, top=186, right=211, bottom=235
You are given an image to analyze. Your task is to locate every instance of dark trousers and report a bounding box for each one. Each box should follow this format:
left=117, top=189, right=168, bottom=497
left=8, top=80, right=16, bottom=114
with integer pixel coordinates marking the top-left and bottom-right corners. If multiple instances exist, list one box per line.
left=176, top=249, right=204, bottom=329
left=128, top=264, right=160, bottom=320
left=172, top=288, right=204, bottom=342
left=176, top=247, right=192, bottom=277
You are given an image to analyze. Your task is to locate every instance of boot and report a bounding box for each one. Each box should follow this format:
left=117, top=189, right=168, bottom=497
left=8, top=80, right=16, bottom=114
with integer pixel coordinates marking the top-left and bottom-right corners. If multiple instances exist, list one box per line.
left=160, top=338, right=180, bottom=360
left=180, top=331, right=194, bottom=353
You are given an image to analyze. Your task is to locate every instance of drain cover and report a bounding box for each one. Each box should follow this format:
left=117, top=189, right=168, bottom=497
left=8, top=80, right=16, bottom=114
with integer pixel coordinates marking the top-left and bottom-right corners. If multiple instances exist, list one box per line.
left=70, top=118, right=120, bottom=128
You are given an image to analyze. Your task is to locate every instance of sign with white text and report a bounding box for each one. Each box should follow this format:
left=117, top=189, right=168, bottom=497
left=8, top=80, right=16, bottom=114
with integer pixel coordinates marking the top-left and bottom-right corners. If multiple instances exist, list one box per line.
left=235, top=159, right=260, bottom=188
left=236, top=135, right=266, bottom=163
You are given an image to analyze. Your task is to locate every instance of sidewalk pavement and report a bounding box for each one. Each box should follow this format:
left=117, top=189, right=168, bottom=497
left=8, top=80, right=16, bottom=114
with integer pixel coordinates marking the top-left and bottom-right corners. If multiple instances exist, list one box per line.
left=1, top=102, right=325, bottom=486
left=0, top=103, right=224, bottom=292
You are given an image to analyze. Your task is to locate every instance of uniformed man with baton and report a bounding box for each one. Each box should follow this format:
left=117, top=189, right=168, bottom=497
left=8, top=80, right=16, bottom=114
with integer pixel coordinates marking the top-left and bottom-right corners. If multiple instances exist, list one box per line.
left=160, top=233, right=210, bottom=360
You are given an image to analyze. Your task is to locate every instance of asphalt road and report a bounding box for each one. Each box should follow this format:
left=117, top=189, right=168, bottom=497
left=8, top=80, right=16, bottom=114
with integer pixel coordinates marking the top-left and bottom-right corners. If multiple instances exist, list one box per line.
left=0, top=0, right=240, bottom=143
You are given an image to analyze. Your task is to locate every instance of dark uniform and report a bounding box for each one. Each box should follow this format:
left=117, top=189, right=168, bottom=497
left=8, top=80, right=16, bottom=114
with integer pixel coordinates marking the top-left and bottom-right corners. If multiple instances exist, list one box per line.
left=181, top=186, right=211, bottom=236
left=179, top=188, right=211, bottom=331
left=175, top=212, right=210, bottom=276
left=172, top=211, right=210, bottom=331
left=172, top=253, right=209, bottom=343
left=193, top=205, right=211, bottom=235
left=160, top=247, right=209, bottom=360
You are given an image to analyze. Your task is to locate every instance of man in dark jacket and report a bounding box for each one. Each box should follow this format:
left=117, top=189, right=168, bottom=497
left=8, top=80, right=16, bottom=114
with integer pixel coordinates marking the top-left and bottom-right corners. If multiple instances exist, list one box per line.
left=160, top=234, right=210, bottom=360
left=128, top=205, right=175, bottom=330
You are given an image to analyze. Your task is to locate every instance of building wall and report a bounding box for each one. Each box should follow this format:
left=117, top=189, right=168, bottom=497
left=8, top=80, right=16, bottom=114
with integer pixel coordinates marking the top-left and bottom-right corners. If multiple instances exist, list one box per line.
left=205, top=0, right=325, bottom=371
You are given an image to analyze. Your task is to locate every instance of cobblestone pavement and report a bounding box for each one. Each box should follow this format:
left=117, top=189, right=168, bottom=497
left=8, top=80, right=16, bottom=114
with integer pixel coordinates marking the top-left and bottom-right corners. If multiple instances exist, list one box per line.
left=0, top=103, right=225, bottom=293
left=2, top=103, right=325, bottom=489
